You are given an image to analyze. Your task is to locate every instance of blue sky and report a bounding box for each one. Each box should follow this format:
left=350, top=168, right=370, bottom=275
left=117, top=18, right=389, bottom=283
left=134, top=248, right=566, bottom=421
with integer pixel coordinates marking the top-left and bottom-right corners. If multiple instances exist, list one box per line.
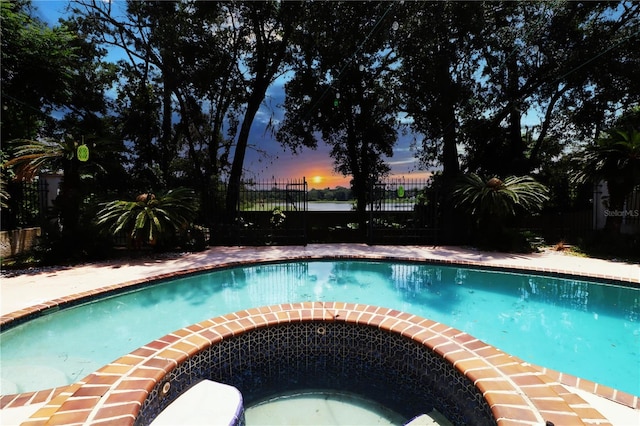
left=33, top=0, right=429, bottom=188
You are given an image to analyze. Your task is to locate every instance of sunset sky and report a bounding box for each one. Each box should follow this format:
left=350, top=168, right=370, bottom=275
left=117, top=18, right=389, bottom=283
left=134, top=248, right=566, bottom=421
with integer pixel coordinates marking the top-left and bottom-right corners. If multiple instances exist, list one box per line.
left=34, top=1, right=434, bottom=190
left=243, top=78, right=432, bottom=189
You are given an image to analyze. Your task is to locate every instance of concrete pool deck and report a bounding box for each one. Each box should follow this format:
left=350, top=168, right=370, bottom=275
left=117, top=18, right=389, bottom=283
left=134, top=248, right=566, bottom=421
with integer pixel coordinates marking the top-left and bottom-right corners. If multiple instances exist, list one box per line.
left=1, top=244, right=639, bottom=425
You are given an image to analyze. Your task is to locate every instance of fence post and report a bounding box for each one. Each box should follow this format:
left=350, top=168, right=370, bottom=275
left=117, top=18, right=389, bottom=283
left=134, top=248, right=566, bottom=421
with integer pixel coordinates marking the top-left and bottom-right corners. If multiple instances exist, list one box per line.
left=592, top=182, right=603, bottom=231
left=39, top=178, right=49, bottom=228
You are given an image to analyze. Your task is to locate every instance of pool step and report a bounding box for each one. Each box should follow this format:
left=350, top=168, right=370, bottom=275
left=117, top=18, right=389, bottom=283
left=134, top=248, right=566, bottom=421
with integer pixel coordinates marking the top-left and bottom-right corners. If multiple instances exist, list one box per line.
left=150, top=380, right=244, bottom=426
left=404, top=411, right=453, bottom=426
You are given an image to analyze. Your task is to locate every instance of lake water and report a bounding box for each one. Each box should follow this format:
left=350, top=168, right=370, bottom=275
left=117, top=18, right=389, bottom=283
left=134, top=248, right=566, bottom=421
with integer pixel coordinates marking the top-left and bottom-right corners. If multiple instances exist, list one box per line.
left=308, top=202, right=353, bottom=211
left=307, top=202, right=415, bottom=211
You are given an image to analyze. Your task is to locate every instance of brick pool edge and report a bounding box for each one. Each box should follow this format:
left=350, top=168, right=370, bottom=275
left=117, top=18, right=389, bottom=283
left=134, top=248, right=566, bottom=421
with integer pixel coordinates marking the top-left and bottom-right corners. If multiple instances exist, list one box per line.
left=20, top=302, right=614, bottom=426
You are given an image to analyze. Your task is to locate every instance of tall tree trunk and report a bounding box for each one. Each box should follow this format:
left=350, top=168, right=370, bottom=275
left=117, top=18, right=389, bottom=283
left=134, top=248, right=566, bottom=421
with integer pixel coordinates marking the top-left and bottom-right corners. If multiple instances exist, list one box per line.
left=160, top=66, right=173, bottom=185
left=225, top=86, right=268, bottom=222
left=529, top=86, right=567, bottom=169
left=435, top=50, right=462, bottom=244
left=436, top=50, right=460, bottom=184
left=60, top=158, right=81, bottom=238
left=223, top=3, right=293, bottom=223
left=506, top=53, right=526, bottom=174
left=441, top=101, right=459, bottom=182
left=356, top=133, right=369, bottom=234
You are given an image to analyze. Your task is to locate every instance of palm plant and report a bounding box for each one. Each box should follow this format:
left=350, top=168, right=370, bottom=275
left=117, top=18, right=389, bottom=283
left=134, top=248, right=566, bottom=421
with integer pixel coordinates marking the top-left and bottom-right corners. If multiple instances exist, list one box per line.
left=574, top=129, right=640, bottom=233
left=453, top=174, right=550, bottom=220
left=452, top=174, right=549, bottom=249
left=0, top=150, right=11, bottom=210
left=96, top=187, right=199, bottom=247
left=4, top=138, right=76, bottom=181
left=3, top=137, right=103, bottom=234
left=0, top=174, right=10, bottom=210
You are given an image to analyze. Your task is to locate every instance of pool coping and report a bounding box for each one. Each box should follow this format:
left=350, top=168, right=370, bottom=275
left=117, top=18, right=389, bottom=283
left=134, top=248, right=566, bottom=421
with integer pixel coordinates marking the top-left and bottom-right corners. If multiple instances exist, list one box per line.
left=1, top=246, right=639, bottom=421
left=8, top=302, right=628, bottom=425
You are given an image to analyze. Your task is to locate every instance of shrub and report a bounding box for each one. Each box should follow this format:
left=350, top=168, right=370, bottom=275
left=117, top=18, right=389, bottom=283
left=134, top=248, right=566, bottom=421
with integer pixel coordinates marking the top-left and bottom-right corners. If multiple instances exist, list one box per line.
left=96, top=187, right=198, bottom=249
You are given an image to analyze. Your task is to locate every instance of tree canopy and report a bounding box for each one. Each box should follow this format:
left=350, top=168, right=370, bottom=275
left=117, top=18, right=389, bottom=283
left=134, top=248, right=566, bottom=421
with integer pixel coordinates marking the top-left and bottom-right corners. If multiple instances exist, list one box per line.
left=276, top=1, right=401, bottom=225
left=4, top=0, right=639, bottom=228
left=2, top=0, right=78, bottom=140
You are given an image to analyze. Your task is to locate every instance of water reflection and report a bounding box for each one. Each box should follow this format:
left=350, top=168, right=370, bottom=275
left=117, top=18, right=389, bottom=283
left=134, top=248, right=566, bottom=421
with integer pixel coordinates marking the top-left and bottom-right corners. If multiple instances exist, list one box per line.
left=1, top=260, right=638, bottom=395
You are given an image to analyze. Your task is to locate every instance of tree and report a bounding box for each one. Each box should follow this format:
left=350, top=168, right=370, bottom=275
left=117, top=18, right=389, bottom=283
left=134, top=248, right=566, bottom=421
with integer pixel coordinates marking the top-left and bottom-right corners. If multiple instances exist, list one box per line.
left=224, top=1, right=302, bottom=222
left=2, top=0, right=122, bottom=239
left=452, top=174, right=549, bottom=249
left=96, top=187, right=198, bottom=248
left=392, top=2, right=640, bottom=181
left=394, top=1, right=484, bottom=183
left=72, top=1, right=241, bottom=190
left=72, top=0, right=293, bottom=225
left=4, top=136, right=113, bottom=236
left=277, top=1, right=401, bottom=229
left=1, top=0, right=77, bottom=141
left=392, top=1, right=486, bottom=242
left=463, top=1, right=640, bottom=176
left=72, top=0, right=181, bottom=189
left=574, top=109, right=640, bottom=233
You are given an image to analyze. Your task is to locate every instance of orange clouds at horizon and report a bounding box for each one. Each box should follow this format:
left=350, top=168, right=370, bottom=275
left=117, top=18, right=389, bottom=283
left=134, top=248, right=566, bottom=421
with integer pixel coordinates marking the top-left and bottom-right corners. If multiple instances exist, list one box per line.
left=258, top=160, right=433, bottom=190
left=308, top=173, right=351, bottom=189
left=246, top=139, right=433, bottom=190
left=272, top=161, right=351, bottom=189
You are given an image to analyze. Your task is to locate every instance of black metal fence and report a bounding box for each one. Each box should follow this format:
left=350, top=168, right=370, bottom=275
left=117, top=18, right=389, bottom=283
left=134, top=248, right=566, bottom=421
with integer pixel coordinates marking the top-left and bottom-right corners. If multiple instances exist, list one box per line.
left=212, top=178, right=308, bottom=245
left=215, top=177, right=441, bottom=245
left=368, top=178, right=440, bottom=245
left=5, top=175, right=639, bottom=247
left=620, top=186, right=640, bottom=233
left=1, top=178, right=49, bottom=231
left=237, top=178, right=308, bottom=213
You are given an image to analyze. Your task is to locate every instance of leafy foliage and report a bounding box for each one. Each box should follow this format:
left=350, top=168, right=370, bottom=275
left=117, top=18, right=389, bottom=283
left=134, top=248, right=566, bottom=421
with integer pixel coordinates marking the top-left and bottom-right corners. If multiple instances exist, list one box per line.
left=4, top=0, right=640, bottom=255
left=395, top=1, right=640, bottom=178
left=0, top=176, right=9, bottom=210
left=269, top=207, right=286, bottom=228
left=573, top=112, right=640, bottom=232
left=4, top=138, right=80, bottom=181
left=575, top=129, right=640, bottom=188
left=4, top=136, right=124, bottom=232
left=95, top=188, right=199, bottom=246
left=277, top=1, right=400, bottom=227
left=452, top=174, right=550, bottom=251
left=395, top=1, right=483, bottom=181
left=453, top=174, right=550, bottom=222
left=1, top=1, right=77, bottom=140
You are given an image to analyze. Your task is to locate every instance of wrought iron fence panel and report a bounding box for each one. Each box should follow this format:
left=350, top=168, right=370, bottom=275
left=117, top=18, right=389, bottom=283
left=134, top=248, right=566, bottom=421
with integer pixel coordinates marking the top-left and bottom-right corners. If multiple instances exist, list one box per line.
left=1, top=178, right=48, bottom=230
left=224, top=178, right=308, bottom=245
left=368, top=178, right=439, bottom=245
left=237, top=178, right=308, bottom=212
left=623, top=186, right=640, bottom=227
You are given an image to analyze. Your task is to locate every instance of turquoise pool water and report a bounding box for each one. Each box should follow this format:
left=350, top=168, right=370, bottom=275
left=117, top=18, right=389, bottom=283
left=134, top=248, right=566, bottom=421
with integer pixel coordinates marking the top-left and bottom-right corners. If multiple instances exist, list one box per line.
left=1, top=261, right=638, bottom=396
left=245, top=390, right=410, bottom=425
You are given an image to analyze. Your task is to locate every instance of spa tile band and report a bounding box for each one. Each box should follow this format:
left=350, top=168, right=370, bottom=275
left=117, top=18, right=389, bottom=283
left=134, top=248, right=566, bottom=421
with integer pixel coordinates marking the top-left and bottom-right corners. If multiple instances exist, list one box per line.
left=22, top=303, right=612, bottom=426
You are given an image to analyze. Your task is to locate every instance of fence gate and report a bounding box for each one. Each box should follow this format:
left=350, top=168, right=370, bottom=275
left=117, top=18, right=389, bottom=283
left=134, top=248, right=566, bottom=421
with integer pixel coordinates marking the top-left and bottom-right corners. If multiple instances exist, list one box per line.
left=368, top=179, right=439, bottom=245
left=234, top=178, right=308, bottom=245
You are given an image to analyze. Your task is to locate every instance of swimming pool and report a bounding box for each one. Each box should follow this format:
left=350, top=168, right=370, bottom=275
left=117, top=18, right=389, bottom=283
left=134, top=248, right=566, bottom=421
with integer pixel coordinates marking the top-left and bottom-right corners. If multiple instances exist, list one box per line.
left=1, top=260, right=638, bottom=396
